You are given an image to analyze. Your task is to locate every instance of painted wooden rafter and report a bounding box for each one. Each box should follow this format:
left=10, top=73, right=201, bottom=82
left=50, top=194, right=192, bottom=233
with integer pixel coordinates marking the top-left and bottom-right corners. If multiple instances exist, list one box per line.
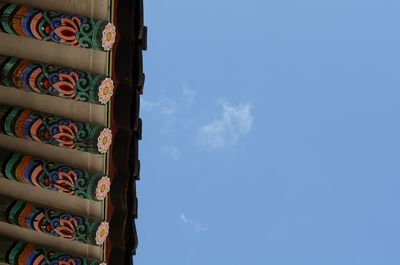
left=0, top=0, right=146, bottom=263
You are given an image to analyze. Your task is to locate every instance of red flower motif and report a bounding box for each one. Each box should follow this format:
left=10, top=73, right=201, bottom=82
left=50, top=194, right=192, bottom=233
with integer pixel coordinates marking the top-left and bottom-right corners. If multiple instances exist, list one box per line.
left=53, top=72, right=79, bottom=98
left=54, top=170, right=78, bottom=195
left=54, top=17, right=81, bottom=46
left=54, top=217, right=78, bottom=240
left=53, top=123, right=78, bottom=149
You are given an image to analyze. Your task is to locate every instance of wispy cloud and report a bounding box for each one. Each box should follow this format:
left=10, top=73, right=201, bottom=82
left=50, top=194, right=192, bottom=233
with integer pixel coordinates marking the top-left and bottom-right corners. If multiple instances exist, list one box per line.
left=161, top=145, right=181, bottom=160
left=141, top=97, right=177, bottom=116
left=196, top=101, right=254, bottom=149
left=141, top=84, right=196, bottom=117
left=180, top=213, right=208, bottom=233
left=181, top=85, right=196, bottom=106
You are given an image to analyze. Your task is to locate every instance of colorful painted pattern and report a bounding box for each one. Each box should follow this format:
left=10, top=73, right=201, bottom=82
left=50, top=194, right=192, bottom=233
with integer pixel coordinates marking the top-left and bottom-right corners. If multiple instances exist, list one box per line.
left=0, top=105, right=112, bottom=154
left=0, top=196, right=108, bottom=245
left=0, top=55, right=114, bottom=104
left=0, top=150, right=110, bottom=201
left=0, top=235, right=103, bottom=264
left=0, top=3, right=116, bottom=51
left=8, top=244, right=102, bottom=265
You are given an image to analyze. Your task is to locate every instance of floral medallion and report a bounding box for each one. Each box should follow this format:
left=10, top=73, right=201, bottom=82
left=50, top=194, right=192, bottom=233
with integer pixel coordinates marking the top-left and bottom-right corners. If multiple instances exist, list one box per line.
left=98, top=78, right=114, bottom=104
left=96, top=176, right=111, bottom=201
left=102, top=23, right=116, bottom=51
left=96, top=221, right=110, bottom=245
left=97, top=128, right=113, bottom=154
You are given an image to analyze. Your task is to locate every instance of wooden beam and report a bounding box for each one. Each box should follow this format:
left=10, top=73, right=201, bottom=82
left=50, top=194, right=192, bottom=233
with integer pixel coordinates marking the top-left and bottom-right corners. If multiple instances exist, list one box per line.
left=0, top=235, right=102, bottom=264
left=0, top=149, right=110, bottom=201
left=0, top=104, right=112, bottom=154
left=0, top=55, right=114, bottom=105
left=0, top=195, right=109, bottom=245
left=0, top=2, right=116, bottom=51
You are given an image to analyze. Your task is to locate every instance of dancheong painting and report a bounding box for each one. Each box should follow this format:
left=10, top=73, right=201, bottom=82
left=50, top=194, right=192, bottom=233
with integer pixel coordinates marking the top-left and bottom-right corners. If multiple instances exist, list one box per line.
left=0, top=0, right=146, bottom=264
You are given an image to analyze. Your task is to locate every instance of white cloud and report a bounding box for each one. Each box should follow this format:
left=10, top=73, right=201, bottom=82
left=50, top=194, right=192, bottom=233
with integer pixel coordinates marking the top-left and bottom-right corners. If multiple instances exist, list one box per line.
left=181, top=85, right=196, bottom=105
left=141, top=84, right=195, bottom=117
left=180, top=213, right=189, bottom=223
left=196, top=101, right=253, bottom=149
left=141, top=97, right=177, bottom=116
left=180, top=213, right=208, bottom=233
left=161, top=145, right=181, bottom=160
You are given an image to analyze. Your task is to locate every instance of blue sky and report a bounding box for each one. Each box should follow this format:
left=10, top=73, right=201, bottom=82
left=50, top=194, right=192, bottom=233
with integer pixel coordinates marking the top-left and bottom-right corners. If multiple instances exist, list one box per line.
left=137, top=1, right=400, bottom=264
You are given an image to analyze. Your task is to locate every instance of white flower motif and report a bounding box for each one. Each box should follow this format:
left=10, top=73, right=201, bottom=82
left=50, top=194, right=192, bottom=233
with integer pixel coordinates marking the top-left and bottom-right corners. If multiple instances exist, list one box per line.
left=96, top=221, right=109, bottom=245
left=102, top=23, right=116, bottom=51
left=96, top=176, right=111, bottom=201
left=97, top=128, right=112, bottom=154
left=98, top=78, right=114, bottom=104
